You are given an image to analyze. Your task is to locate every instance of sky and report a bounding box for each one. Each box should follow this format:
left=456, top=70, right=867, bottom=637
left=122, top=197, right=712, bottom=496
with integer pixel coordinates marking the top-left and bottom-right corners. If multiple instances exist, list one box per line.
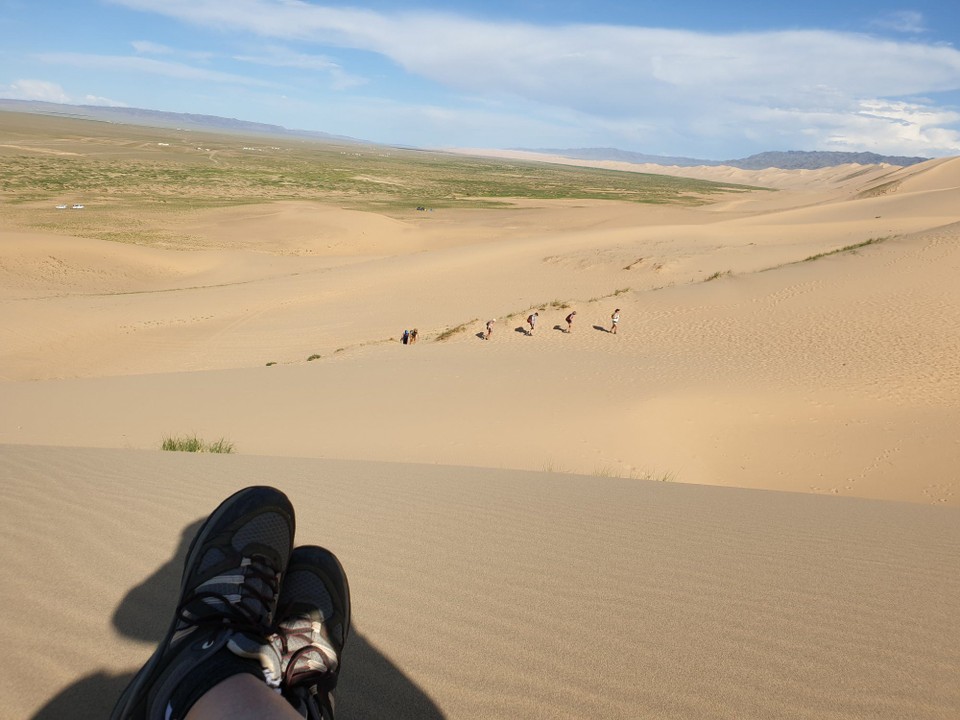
left=2, top=0, right=960, bottom=159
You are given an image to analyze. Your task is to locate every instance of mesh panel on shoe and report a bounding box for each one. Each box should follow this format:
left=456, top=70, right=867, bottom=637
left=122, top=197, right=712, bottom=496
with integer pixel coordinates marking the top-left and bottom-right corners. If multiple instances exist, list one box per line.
left=197, top=547, right=227, bottom=575
left=284, top=571, right=334, bottom=620
left=233, top=512, right=293, bottom=565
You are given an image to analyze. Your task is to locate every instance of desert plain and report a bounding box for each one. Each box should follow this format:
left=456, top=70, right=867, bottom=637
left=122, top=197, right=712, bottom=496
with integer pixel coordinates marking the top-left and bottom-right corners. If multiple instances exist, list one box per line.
left=1, top=111, right=959, bottom=719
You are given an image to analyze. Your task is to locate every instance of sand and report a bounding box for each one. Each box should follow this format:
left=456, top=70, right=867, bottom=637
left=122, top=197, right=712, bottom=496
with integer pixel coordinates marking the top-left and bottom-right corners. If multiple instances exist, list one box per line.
left=2, top=153, right=959, bottom=505
left=1, top=122, right=960, bottom=718
left=2, top=446, right=959, bottom=720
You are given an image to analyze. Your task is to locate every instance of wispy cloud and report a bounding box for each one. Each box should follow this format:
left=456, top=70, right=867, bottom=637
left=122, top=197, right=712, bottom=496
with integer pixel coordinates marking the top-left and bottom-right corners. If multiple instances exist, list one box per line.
left=232, top=46, right=368, bottom=89
left=869, top=11, right=927, bottom=34
left=35, top=52, right=271, bottom=87
left=131, top=40, right=176, bottom=55
left=131, top=40, right=214, bottom=62
left=105, top=2, right=960, bottom=102
left=102, top=1, right=960, bottom=154
left=233, top=47, right=338, bottom=71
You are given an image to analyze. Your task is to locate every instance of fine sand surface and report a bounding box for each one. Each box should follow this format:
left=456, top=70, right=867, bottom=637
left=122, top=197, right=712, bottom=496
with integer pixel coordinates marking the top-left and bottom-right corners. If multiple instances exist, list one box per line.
left=2, top=445, right=959, bottom=720
left=2, top=126, right=960, bottom=718
left=2, top=154, right=959, bottom=505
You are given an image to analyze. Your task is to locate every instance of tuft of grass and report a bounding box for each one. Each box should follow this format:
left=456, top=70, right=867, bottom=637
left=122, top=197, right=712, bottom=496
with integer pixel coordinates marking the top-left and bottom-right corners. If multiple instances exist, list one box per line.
left=636, top=469, right=677, bottom=483
left=435, top=318, right=478, bottom=342
left=802, top=236, right=889, bottom=262
left=162, top=435, right=203, bottom=452
left=162, top=435, right=234, bottom=453
left=307, top=354, right=321, bottom=361
left=206, top=438, right=236, bottom=454
left=587, top=287, right=632, bottom=303
left=592, top=465, right=677, bottom=482
left=593, top=465, right=618, bottom=478
left=265, top=361, right=277, bottom=366
left=703, top=270, right=731, bottom=282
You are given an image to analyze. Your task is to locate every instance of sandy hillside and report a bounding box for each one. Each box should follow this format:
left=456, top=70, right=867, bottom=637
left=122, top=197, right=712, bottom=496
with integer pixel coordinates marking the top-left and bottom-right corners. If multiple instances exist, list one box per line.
left=2, top=445, right=958, bottom=720
left=2, top=152, right=959, bottom=506
left=2, top=117, right=960, bottom=720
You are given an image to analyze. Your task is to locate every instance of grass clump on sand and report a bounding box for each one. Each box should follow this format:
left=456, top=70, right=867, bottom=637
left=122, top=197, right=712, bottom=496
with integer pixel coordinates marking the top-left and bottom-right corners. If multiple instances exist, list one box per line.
left=435, top=319, right=478, bottom=342
left=162, top=435, right=235, bottom=453
left=802, top=236, right=890, bottom=262
left=703, top=270, right=732, bottom=282
left=594, top=465, right=677, bottom=482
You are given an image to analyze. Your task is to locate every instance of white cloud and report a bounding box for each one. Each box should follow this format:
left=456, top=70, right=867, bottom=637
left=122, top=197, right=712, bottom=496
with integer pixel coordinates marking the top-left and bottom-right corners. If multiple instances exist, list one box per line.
left=103, top=1, right=960, bottom=155
left=1, top=79, right=71, bottom=103
left=847, top=99, right=960, bottom=152
left=82, top=94, right=129, bottom=107
left=0, top=79, right=125, bottom=110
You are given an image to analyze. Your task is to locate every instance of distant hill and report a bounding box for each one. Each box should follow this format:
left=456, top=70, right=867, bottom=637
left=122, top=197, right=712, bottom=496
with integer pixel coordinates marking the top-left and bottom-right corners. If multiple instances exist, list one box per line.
left=0, top=99, right=365, bottom=145
left=0, top=100, right=932, bottom=168
left=729, top=150, right=930, bottom=169
left=527, top=147, right=930, bottom=169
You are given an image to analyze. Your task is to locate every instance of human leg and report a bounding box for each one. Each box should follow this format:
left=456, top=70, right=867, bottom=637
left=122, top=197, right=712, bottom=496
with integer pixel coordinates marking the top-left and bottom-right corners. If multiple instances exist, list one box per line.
left=186, top=673, right=303, bottom=720
left=111, top=486, right=295, bottom=720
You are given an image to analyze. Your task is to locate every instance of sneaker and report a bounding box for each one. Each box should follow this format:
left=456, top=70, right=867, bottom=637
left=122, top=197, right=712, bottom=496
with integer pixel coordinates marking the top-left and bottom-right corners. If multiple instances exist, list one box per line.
left=274, top=545, right=351, bottom=720
left=111, top=486, right=296, bottom=720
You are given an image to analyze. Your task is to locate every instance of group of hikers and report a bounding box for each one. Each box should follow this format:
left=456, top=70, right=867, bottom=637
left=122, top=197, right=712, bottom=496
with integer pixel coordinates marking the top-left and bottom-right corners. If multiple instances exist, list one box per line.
left=402, top=309, right=621, bottom=345
left=484, top=308, right=620, bottom=340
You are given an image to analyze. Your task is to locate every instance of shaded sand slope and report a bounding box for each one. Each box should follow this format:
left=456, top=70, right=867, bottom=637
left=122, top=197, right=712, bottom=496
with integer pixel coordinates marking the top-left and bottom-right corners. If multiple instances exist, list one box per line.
left=2, top=445, right=958, bottom=720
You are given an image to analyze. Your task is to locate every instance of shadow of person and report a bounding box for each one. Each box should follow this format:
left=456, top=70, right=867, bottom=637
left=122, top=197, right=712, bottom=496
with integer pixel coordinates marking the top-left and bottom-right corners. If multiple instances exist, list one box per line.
left=514, top=326, right=528, bottom=335
left=552, top=324, right=566, bottom=333
left=31, top=517, right=445, bottom=720
left=475, top=332, right=485, bottom=340
left=592, top=325, right=609, bottom=333
left=112, top=519, right=204, bottom=642
left=31, top=632, right=442, bottom=720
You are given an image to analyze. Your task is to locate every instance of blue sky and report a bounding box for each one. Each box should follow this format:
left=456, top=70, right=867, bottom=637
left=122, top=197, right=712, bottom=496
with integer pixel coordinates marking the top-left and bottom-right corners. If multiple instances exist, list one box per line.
left=2, top=0, right=959, bottom=158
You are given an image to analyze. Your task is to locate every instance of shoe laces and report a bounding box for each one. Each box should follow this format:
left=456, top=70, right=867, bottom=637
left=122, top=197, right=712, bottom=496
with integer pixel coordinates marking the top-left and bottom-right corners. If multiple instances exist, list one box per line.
left=176, top=554, right=281, bottom=641
left=276, top=620, right=339, bottom=688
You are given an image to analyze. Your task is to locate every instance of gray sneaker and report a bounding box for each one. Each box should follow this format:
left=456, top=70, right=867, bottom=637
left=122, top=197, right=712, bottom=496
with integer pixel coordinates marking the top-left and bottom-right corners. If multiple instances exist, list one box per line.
left=274, top=545, right=351, bottom=720
left=111, top=486, right=295, bottom=720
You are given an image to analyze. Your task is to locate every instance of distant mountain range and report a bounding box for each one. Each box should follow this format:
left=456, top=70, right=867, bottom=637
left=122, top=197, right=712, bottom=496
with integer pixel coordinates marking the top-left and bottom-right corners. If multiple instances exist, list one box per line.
left=0, top=100, right=931, bottom=169
left=525, top=147, right=930, bottom=169
left=0, top=99, right=364, bottom=145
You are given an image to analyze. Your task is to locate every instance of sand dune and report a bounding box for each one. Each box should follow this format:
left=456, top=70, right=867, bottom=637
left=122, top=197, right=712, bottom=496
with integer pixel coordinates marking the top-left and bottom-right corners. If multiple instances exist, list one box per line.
left=2, top=156, right=959, bottom=506
left=2, top=446, right=958, bottom=720
left=2, top=131, right=960, bottom=717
